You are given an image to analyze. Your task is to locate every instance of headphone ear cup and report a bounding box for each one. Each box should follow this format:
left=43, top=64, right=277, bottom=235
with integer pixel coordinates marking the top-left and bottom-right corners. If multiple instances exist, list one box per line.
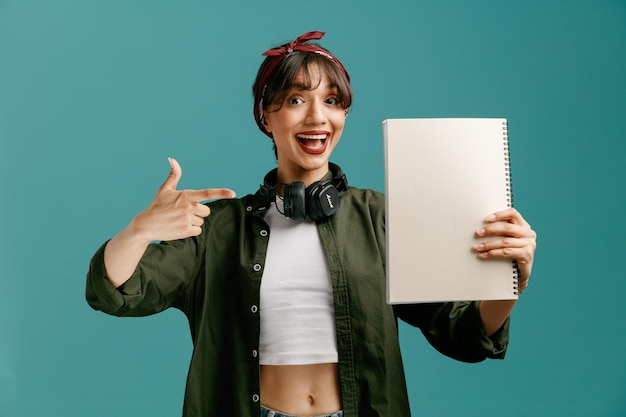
left=283, top=182, right=306, bottom=220
left=306, top=182, right=340, bottom=221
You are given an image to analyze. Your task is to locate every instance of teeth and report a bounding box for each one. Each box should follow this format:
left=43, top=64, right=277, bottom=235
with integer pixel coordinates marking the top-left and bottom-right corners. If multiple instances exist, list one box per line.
left=297, top=134, right=327, bottom=140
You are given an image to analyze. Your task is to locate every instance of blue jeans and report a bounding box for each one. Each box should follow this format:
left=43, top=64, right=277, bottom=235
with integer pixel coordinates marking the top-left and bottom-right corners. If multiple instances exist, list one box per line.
left=261, top=405, right=343, bottom=417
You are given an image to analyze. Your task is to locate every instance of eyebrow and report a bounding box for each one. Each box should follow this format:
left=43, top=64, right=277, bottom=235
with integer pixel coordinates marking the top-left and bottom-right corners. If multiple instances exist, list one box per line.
left=291, top=82, right=339, bottom=91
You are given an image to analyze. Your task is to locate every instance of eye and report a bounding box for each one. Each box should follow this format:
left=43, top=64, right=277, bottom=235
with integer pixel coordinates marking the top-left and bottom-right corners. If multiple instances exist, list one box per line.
left=325, top=97, right=339, bottom=105
left=288, top=97, right=303, bottom=105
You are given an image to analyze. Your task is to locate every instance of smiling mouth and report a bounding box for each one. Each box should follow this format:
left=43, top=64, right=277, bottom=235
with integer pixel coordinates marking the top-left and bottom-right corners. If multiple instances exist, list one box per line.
left=297, top=134, right=328, bottom=150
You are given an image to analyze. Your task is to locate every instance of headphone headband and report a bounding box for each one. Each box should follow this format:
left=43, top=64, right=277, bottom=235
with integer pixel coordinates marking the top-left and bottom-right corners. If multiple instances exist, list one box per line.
left=260, top=163, right=347, bottom=202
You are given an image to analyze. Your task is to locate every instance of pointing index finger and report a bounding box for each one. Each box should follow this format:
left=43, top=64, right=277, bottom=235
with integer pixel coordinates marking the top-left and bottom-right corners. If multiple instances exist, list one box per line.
left=185, top=188, right=237, bottom=203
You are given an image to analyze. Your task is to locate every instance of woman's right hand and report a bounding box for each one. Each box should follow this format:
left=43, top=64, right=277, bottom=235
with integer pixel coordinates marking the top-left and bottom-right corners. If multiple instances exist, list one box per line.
left=104, top=158, right=235, bottom=287
left=130, top=157, right=236, bottom=243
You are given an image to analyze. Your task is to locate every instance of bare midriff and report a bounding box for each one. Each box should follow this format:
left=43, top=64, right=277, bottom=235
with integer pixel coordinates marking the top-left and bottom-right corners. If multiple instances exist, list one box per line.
left=260, top=363, right=342, bottom=416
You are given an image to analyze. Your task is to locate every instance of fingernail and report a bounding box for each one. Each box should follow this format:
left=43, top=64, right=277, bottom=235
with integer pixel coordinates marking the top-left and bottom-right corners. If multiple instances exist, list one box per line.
left=486, top=214, right=496, bottom=221
left=476, top=228, right=486, bottom=236
left=473, top=243, right=484, bottom=250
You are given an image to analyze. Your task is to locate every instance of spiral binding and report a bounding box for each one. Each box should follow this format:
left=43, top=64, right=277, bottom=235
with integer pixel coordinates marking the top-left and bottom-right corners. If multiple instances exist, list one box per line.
left=502, top=120, right=520, bottom=295
left=502, top=120, right=513, bottom=208
left=512, top=259, right=520, bottom=295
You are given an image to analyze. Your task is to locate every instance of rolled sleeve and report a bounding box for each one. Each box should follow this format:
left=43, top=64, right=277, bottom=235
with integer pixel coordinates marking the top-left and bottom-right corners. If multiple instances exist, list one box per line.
left=395, top=301, right=510, bottom=363
left=85, top=236, right=198, bottom=317
left=85, top=241, right=127, bottom=314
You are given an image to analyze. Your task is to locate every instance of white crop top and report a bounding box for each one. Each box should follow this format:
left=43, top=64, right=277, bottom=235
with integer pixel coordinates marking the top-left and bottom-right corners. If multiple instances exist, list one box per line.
left=258, top=200, right=338, bottom=365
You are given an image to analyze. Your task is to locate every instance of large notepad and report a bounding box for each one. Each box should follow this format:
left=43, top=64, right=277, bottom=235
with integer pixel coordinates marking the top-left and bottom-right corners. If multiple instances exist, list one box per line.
left=383, top=118, right=519, bottom=304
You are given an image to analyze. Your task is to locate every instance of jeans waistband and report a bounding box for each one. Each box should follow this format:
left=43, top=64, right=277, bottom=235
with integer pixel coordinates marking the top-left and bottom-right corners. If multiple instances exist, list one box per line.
left=261, top=405, right=343, bottom=417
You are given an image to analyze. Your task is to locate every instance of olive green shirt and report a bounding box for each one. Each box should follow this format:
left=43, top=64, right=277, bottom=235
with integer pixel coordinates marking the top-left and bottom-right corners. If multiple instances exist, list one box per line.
left=86, top=186, right=509, bottom=417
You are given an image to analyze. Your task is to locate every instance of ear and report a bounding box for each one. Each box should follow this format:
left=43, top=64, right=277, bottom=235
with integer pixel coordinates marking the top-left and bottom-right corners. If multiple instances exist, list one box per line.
left=262, top=111, right=272, bottom=133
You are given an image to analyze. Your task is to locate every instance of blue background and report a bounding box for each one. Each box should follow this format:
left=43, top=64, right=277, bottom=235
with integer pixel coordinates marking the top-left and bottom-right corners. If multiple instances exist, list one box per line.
left=1, top=1, right=625, bottom=416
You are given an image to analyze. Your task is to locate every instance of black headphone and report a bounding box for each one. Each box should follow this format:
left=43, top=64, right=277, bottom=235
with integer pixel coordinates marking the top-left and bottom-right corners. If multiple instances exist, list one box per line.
left=259, top=163, right=348, bottom=221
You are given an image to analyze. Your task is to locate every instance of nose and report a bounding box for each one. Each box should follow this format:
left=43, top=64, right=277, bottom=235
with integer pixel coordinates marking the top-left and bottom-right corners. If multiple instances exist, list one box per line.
left=304, top=99, right=326, bottom=125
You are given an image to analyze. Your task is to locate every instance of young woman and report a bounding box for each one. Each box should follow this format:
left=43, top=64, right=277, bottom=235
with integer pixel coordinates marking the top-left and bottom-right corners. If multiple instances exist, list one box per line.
left=86, top=31, right=537, bottom=417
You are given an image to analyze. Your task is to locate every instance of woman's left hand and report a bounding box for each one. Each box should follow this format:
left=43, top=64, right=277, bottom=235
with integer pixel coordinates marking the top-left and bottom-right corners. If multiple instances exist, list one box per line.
left=473, top=208, right=537, bottom=293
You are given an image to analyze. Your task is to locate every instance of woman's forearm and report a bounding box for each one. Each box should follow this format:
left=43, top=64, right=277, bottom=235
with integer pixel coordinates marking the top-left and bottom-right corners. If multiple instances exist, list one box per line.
left=478, top=299, right=516, bottom=337
left=103, top=219, right=151, bottom=288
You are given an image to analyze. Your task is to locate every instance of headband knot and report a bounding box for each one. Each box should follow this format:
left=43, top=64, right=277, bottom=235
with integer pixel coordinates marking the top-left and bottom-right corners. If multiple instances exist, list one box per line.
left=262, top=31, right=327, bottom=57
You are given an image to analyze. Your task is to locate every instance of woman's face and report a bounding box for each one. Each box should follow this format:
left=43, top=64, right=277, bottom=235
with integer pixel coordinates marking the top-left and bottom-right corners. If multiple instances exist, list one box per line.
left=264, top=66, right=346, bottom=186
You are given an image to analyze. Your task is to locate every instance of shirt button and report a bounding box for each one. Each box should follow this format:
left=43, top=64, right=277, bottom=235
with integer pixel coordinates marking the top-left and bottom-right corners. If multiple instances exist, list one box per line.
left=252, top=349, right=258, bottom=358
left=260, top=229, right=268, bottom=237
left=246, top=206, right=252, bottom=212
left=252, top=394, right=260, bottom=403
left=253, top=263, right=262, bottom=272
left=251, top=305, right=258, bottom=313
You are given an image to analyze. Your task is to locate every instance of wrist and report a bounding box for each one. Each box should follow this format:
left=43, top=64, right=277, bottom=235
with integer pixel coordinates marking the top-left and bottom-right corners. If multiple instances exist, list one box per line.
left=124, top=216, right=154, bottom=246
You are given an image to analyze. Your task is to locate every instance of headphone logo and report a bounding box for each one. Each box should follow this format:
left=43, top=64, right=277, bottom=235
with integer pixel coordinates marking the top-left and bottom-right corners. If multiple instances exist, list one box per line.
left=325, top=193, right=334, bottom=209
